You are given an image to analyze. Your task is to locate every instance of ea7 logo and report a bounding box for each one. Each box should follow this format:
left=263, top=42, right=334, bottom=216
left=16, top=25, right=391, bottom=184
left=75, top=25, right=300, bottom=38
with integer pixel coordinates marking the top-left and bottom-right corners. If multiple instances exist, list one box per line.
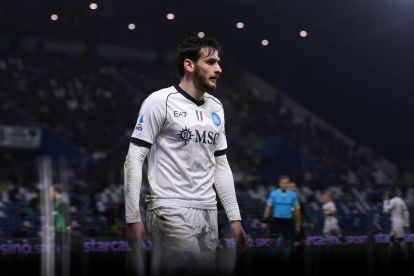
left=174, top=111, right=187, bottom=117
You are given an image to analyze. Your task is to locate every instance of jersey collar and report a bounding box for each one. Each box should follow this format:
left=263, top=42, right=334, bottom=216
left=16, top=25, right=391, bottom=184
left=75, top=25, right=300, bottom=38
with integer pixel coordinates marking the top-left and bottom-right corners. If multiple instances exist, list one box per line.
left=174, top=85, right=205, bottom=107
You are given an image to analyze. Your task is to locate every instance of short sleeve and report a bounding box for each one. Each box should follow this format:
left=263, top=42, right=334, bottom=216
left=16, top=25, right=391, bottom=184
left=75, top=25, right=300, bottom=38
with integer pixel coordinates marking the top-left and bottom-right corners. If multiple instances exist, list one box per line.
left=267, top=191, right=275, bottom=206
left=131, top=92, right=166, bottom=145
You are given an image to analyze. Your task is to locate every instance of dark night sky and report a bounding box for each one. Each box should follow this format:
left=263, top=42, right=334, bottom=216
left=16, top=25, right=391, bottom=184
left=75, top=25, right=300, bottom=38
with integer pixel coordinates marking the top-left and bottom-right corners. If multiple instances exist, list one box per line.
left=227, top=0, right=414, bottom=169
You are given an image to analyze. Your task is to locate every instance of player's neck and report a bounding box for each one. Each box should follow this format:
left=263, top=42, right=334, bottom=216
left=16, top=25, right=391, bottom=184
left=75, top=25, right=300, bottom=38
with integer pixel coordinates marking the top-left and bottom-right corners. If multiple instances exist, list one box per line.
left=179, top=79, right=204, bottom=101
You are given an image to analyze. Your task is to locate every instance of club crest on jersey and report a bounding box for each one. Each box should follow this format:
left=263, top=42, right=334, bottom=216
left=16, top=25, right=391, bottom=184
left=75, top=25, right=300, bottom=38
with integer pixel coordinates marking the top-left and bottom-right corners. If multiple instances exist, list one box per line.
left=135, top=114, right=144, bottom=131
left=177, top=126, right=194, bottom=145
left=195, top=110, right=203, bottom=122
left=211, top=112, right=221, bottom=126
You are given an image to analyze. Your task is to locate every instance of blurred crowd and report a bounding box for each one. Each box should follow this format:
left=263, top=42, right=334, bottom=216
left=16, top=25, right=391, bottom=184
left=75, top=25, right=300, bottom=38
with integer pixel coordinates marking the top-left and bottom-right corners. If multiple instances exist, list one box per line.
left=0, top=52, right=406, bottom=237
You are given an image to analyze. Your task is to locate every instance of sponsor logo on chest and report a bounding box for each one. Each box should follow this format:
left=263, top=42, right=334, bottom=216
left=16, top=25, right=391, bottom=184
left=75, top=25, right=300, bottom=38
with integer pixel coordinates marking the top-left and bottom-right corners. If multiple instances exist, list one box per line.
left=177, top=127, right=219, bottom=145
left=174, top=110, right=187, bottom=117
left=173, top=108, right=222, bottom=145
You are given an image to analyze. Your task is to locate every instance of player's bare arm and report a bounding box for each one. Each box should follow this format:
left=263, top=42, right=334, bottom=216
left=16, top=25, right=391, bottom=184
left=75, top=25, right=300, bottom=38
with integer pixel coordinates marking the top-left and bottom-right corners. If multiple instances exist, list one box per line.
left=127, top=222, right=148, bottom=244
left=230, top=221, right=248, bottom=253
left=262, top=204, right=272, bottom=229
left=294, top=206, right=301, bottom=233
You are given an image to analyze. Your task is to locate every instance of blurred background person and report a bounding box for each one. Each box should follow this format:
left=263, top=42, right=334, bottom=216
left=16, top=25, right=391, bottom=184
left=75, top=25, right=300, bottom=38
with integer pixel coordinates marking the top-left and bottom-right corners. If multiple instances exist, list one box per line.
left=321, top=192, right=343, bottom=244
left=50, top=185, right=68, bottom=251
left=49, top=184, right=69, bottom=276
left=262, top=175, right=300, bottom=261
left=383, top=188, right=410, bottom=258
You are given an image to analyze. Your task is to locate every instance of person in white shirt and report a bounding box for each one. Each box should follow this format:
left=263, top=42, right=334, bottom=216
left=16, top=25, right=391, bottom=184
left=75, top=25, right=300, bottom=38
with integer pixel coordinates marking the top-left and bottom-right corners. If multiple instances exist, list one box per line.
left=383, top=188, right=410, bottom=257
left=124, top=37, right=247, bottom=275
left=322, top=192, right=342, bottom=241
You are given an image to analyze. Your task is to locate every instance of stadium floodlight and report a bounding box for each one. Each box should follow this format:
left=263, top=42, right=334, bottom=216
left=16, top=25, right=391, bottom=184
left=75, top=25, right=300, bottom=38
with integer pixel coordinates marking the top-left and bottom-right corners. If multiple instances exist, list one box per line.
left=50, top=14, right=59, bottom=21
left=128, top=23, right=136, bottom=30
left=261, top=39, right=269, bottom=46
left=197, top=32, right=205, bottom=38
left=299, top=30, right=308, bottom=38
left=166, top=13, right=175, bottom=20
left=236, top=22, right=245, bottom=29
left=89, top=3, right=98, bottom=10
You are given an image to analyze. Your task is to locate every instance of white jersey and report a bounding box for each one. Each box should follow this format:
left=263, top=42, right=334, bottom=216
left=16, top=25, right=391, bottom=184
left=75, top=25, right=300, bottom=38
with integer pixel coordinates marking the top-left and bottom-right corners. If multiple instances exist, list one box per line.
left=130, top=85, right=227, bottom=210
left=322, top=201, right=338, bottom=223
left=322, top=201, right=340, bottom=235
left=383, top=197, right=410, bottom=227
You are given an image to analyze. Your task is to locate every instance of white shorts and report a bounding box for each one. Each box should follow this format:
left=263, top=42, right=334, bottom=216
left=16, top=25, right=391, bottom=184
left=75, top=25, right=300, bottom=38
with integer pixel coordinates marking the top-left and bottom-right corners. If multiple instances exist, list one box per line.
left=146, top=206, right=218, bottom=275
left=323, top=220, right=341, bottom=236
left=390, top=221, right=405, bottom=239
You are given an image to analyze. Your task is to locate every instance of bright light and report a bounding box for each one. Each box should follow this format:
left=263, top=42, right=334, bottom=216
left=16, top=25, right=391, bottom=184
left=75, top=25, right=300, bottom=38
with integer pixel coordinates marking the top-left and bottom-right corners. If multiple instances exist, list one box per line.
left=89, top=3, right=98, bottom=10
left=261, top=39, right=269, bottom=46
left=128, top=23, right=136, bottom=30
left=299, top=30, right=308, bottom=38
left=236, top=22, right=245, bottom=29
left=50, top=14, right=59, bottom=21
left=166, top=13, right=175, bottom=20
left=197, top=32, right=205, bottom=38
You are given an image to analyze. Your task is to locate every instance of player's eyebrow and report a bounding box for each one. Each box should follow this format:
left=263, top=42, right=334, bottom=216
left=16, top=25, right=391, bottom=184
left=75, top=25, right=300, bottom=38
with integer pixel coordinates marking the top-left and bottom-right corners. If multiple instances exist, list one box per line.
left=205, top=57, right=221, bottom=63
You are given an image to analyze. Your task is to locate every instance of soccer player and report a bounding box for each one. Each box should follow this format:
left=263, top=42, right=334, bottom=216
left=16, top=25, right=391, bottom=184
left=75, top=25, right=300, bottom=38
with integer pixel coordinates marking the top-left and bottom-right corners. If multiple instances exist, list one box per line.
left=49, top=185, right=68, bottom=249
left=49, top=185, right=69, bottom=276
left=262, top=175, right=300, bottom=260
left=124, top=37, right=247, bottom=275
left=321, top=192, right=343, bottom=243
left=383, top=188, right=410, bottom=257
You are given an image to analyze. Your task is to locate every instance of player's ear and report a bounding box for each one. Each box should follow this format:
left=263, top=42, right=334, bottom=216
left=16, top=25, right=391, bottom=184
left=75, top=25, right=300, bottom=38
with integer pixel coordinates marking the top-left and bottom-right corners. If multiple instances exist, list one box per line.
left=183, top=59, right=195, bottom=74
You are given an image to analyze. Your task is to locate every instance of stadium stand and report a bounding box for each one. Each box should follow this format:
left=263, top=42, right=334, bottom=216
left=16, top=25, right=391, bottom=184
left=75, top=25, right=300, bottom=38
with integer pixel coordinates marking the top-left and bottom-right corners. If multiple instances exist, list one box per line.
left=0, top=52, right=412, bottom=238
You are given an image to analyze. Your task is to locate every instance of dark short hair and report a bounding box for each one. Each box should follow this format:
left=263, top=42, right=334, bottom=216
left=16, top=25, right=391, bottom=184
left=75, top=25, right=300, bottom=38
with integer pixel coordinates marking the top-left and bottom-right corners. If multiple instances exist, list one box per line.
left=175, top=37, right=221, bottom=77
left=388, top=188, right=396, bottom=198
left=279, top=175, right=290, bottom=181
left=52, top=185, right=62, bottom=194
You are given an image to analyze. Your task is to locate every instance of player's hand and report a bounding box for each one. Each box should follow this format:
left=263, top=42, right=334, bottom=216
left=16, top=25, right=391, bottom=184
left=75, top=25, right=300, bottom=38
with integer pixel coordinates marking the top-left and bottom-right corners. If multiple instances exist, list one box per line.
left=295, top=224, right=301, bottom=233
left=127, top=222, right=149, bottom=247
left=230, top=221, right=248, bottom=254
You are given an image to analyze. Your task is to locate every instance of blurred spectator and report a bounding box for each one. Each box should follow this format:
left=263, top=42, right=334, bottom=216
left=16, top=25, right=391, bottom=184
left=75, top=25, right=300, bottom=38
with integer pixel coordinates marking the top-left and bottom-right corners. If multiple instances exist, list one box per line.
left=0, top=51, right=406, bottom=238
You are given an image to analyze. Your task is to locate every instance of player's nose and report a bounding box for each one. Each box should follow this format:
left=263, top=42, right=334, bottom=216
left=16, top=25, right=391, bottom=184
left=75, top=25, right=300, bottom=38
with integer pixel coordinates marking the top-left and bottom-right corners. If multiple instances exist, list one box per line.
left=215, top=64, right=222, bottom=74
